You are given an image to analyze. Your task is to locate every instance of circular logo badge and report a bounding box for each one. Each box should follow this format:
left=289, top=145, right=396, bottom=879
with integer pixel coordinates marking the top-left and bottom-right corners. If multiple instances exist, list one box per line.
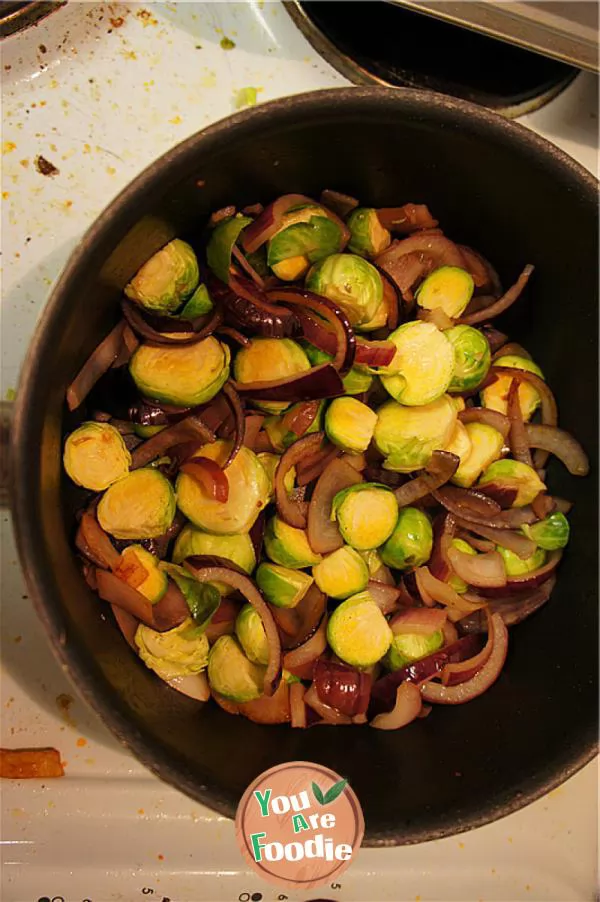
left=235, top=760, right=364, bottom=891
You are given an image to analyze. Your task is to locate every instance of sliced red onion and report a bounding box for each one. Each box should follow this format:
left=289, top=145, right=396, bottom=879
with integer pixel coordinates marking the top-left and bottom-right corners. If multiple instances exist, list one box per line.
left=274, top=432, right=324, bottom=528
left=304, top=684, right=352, bottom=725
left=232, top=364, right=344, bottom=404
left=76, top=513, right=122, bottom=571
left=478, top=325, right=509, bottom=354
left=283, top=615, right=328, bottom=679
left=414, top=566, right=479, bottom=612
left=451, top=515, right=536, bottom=559
left=180, top=456, right=229, bottom=502
left=390, top=607, right=447, bottom=636
left=394, top=451, right=459, bottom=508
left=507, top=378, right=533, bottom=467
left=167, top=672, right=210, bottom=702
left=151, top=580, right=190, bottom=631
left=211, top=690, right=240, bottom=715
left=366, top=581, right=404, bottom=615
left=220, top=382, right=245, bottom=468
left=277, top=584, right=327, bottom=652
left=66, top=321, right=128, bottom=411
left=459, top=575, right=556, bottom=631
left=459, top=245, right=502, bottom=294
left=249, top=510, right=266, bottom=562
left=458, top=407, right=510, bottom=439
left=216, top=325, right=251, bottom=347
left=238, top=678, right=290, bottom=724
left=370, top=680, right=422, bottom=730
left=428, top=512, right=457, bottom=582
left=355, top=339, right=396, bottom=367
left=524, top=424, right=589, bottom=477
left=222, top=273, right=297, bottom=338
left=231, top=244, right=265, bottom=288
left=417, top=307, right=454, bottom=330
left=96, top=569, right=155, bottom=627
left=110, top=603, right=139, bottom=650
left=440, top=609, right=494, bottom=685
left=308, top=456, right=363, bottom=554
left=376, top=204, right=439, bottom=234
left=290, top=681, right=307, bottom=728
left=242, top=414, right=265, bottom=451
left=131, top=413, right=215, bottom=469
left=209, top=204, right=236, bottom=225
left=296, top=445, right=340, bottom=487
left=121, top=298, right=222, bottom=345
left=476, top=551, right=562, bottom=598
left=241, top=193, right=318, bottom=253
left=320, top=188, right=359, bottom=218
left=447, top=546, right=507, bottom=589
left=531, top=491, right=555, bottom=521
left=433, top=486, right=537, bottom=529
left=281, top=400, right=321, bottom=440
left=492, top=342, right=532, bottom=361
left=459, top=265, right=534, bottom=326
left=314, top=659, right=372, bottom=717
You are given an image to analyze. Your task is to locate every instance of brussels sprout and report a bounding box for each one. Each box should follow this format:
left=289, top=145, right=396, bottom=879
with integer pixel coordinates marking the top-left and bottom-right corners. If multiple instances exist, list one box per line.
left=451, top=423, right=504, bottom=488
left=264, top=515, right=322, bottom=569
left=233, top=338, right=311, bottom=414
left=172, top=526, right=256, bottom=595
left=374, top=395, right=457, bottom=472
left=478, top=459, right=546, bottom=507
left=444, top=421, right=472, bottom=470
left=176, top=441, right=270, bottom=535
left=445, top=325, right=491, bottom=393
left=267, top=205, right=344, bottom=281
left=125, top=239, right=199, bottom=314
left=180, top=282, right=213, bottom=319
left=325, top=397, right=377, bottom=453
left=346, top=207, right=391, bottom=258
left=451, top=396, right=467, bottom=412
left=380, top=321, right=455, bottom=406
left=161, top=562, right=221, bottom=629
left=206, top=215, right=252, bottom=284
left=135, top=618, right=209, bottom=681
left=118, top=545, right=168, bottom=603
left=133, top=424, right=165, bottom=439
left=264, top=401, right=324, bottom=452
left=358, top=300, right=389, bottom=333
left=497, top=545, right=547, bottom=576
left=129, top=336, right=230, bottom=407
left=415, top=266, right=474, bottom=319
left=301, top=342, right=373, bottom=395
left=522, top=512, right=570, bottom=551
left=256, top=452, right=296, bottom=500
left=97, top=468, right=176, bottom=540
left=207, top=634, right=264, bottom=702
left=255, top=562, right=314, bottom=608
left=384, top=629, right=444, bottom=671
left=481, top=354, right=544, bottom=421
left=447, top=538, right=477, bottom=594
left=235, top=603, right=269, bottom=665
left=63, top=422, right=131, bottom=492
left=332, top=483, right=398, bottom=551
left=327, top=591, right=392, bottom=668
left=305, top=253, right=384, bottom=328
left=312, top=545, right=369, bottom=599
left=380, top=507, right=433, bottom=570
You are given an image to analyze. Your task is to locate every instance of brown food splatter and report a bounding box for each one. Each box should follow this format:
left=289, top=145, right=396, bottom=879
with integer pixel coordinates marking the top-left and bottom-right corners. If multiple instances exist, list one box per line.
left=110, top=16, right=124, bottom=28
left=34, top=155, right=59, bottom=177
left=0, top=747, right=65, bottom=779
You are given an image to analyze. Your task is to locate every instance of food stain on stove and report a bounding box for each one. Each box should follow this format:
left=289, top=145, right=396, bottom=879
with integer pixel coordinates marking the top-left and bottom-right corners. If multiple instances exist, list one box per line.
left=34, top=155, right=59, bottom=177
left=55, top=692, right=76, bottom=726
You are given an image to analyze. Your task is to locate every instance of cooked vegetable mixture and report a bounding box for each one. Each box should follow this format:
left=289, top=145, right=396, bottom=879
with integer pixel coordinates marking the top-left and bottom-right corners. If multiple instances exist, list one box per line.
left=64, top=191, right=589, bottom=728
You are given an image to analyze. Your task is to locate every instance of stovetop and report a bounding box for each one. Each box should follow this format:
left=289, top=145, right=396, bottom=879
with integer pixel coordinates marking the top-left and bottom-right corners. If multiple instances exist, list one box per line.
left=1, top=3, right=598, bottom=901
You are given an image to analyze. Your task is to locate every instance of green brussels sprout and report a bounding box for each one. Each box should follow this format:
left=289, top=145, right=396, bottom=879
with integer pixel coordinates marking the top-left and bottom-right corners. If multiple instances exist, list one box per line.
left=325, top=397, right=377, bottom=453
left=447, top=538, right=477, bottom=594
left=305, top=253, right=384, bottom=328
left=125, top=239, right=199, bottom=314
left=521, top=512, right=570, bottom=551
left=119, top=545, right=168, bottom=603
left=384, top=629, right=444, bottom=671
left=346, top=207, right=391, bottom=258
left=478, top=459, right=546, bottom=508
left=97, top=468, right=176, bottom=540
left=451, top=396, right=467, bottom=412
left=359, top=549, right=394, bottom=584
left=160, top=562, right=221, bottom=629
left=497, top=545, right=547, bottom=576
left=264, top=515, right=322, bottom=569
left=180, top=282, right=213, bottom=319
left=172, top=526, right=256, bottom=595
left=133, top=424, right=165, bottom=439
left=63, top=422, right=131, bottom=492
left=444, top=421, right=472, bottom=472
left=301, top=342, right=373, bottom=395
left=380, top=507, right=433, bottom=570
left=235, top=603, right=269, bottom=665
left=263, top=401, right=324, bottom=452
left=374, top=395, right=457, bottom=472
left=207, top=634, right=264, bottom=702
left=415, top=266, right=474, bottom=319
left=206, top=214, right=252, bottom=284
left=332, top=483, right=398, bottom=551
left=327, top=591, right=392, bottom=668
left=481, top=354, right=544, bottom=421
left=267, top=205, right=344, bottom=281
left=256, top=452, right=296, bottom=500
left=445, top=324, right=491, bottom=393
left=233, top=338, right=311, bottom=414
left=312, top=545, right=369, bottom=599
left=135, top=618, right=209, bottom=681
left=357, top=299, right=388, bottom=333
left=451, top=422, right=504, bottom=488
left=176, top=441, right=270, bottom=535
left=129, top=336, right=230, bottom=408
left=380, top=321, right=455, bottom=406
left=255, top=562, right=314, bottom=608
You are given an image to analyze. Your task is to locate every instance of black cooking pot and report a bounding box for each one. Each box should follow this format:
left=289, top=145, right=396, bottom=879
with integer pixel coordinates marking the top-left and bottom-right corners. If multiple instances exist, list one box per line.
left=8, top=88, right=598, bottom=846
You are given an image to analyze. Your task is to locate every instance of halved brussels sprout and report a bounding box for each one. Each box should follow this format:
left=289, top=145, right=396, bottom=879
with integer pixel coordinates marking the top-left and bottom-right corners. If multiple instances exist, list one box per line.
left=119, top=545, right=168, bottom=603
left=305, top=253, right=384, bottom=328
left=135, top=618, right=209, bottom=681
left=481, top=354, right=544, bottom=421
left=451, top=396, right=467, bottom=412
left=447, top=537, right=477, bottom=594
left=374, top=395, right=457, bottom=472
left=176, top=441, right=270, bottom=535
left=160, top=562, right=221, bottom=629
left=478, top=459, right=546, bottom=507
left=521, top=512, right=570, bottom=551
left=233, top=338, right=311, bottom=414
left=327, top=591, right=392, bottom=668
left=380, top=321, right=455, bottom=406
left=415, top=266, right=474, bottom=319
left=358, top=299, right=389, bottom=333
left=180, top=282, right=213, bottom=319
left=380, top=507, right=433, bottom=570
left=129, top=336, right=230, bottom=407
left=384, top=629, right=444, bottom=671
left=97, top=468, right=176, bottom=540
left=312, top=545, right=369, bottom=599
left=172, top=526, right=256, bottom=595
left=332, top=483, right=398, bottom=551
left=346, top=207, right=391, bottom=258
left=206, top=214, right=252, bottom=284
left=255, top=562, right=313, bottom=608
left=444, top=421, right=472, bottom=470
left=63, top=422, right=131, bottom=492
left=264, top=515, right=322, bottom=569
left=325, top=397, right=377, bottom=453
left=301, top=342, right=373, bottom=395
left=256, top=452, right=296, bottom=501
left=207, top=634, right=264, bottom=702
left=497, top=545, right=546, bottom=576
left=446, top=325, right=491, bottom=393
left=451, top=423, right=504, bottom=488
left=235, top=603, right=269, bottom=666
left=125, top=239, right=199, bottom=314
left=268, top=206, right=344, bottom=281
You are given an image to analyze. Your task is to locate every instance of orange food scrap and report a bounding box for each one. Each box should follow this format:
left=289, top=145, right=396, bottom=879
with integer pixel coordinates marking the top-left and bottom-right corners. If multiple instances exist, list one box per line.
left=76, top=737, right=87, bottom=748
left=0, top=747, right=65, bottom=779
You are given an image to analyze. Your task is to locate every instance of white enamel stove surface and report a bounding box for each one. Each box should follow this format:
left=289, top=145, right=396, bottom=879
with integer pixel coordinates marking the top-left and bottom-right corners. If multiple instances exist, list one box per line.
left=1, top=4, right=598, bottom=901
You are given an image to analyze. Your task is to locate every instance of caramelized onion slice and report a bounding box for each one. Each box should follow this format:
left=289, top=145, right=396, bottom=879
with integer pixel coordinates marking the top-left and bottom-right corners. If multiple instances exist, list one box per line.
left=308, top=456, right=363, bottom=554
left=459, top=265, right=533, bottom=326
left=394, top=451, right=459, bottom=508
left=447, top=546, right=507, bottom=589
left=370, top=681, right=422, bottom=730
left=275, top=432, right=324, bottom=528
left=525, top=424, right=589, bottom=477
